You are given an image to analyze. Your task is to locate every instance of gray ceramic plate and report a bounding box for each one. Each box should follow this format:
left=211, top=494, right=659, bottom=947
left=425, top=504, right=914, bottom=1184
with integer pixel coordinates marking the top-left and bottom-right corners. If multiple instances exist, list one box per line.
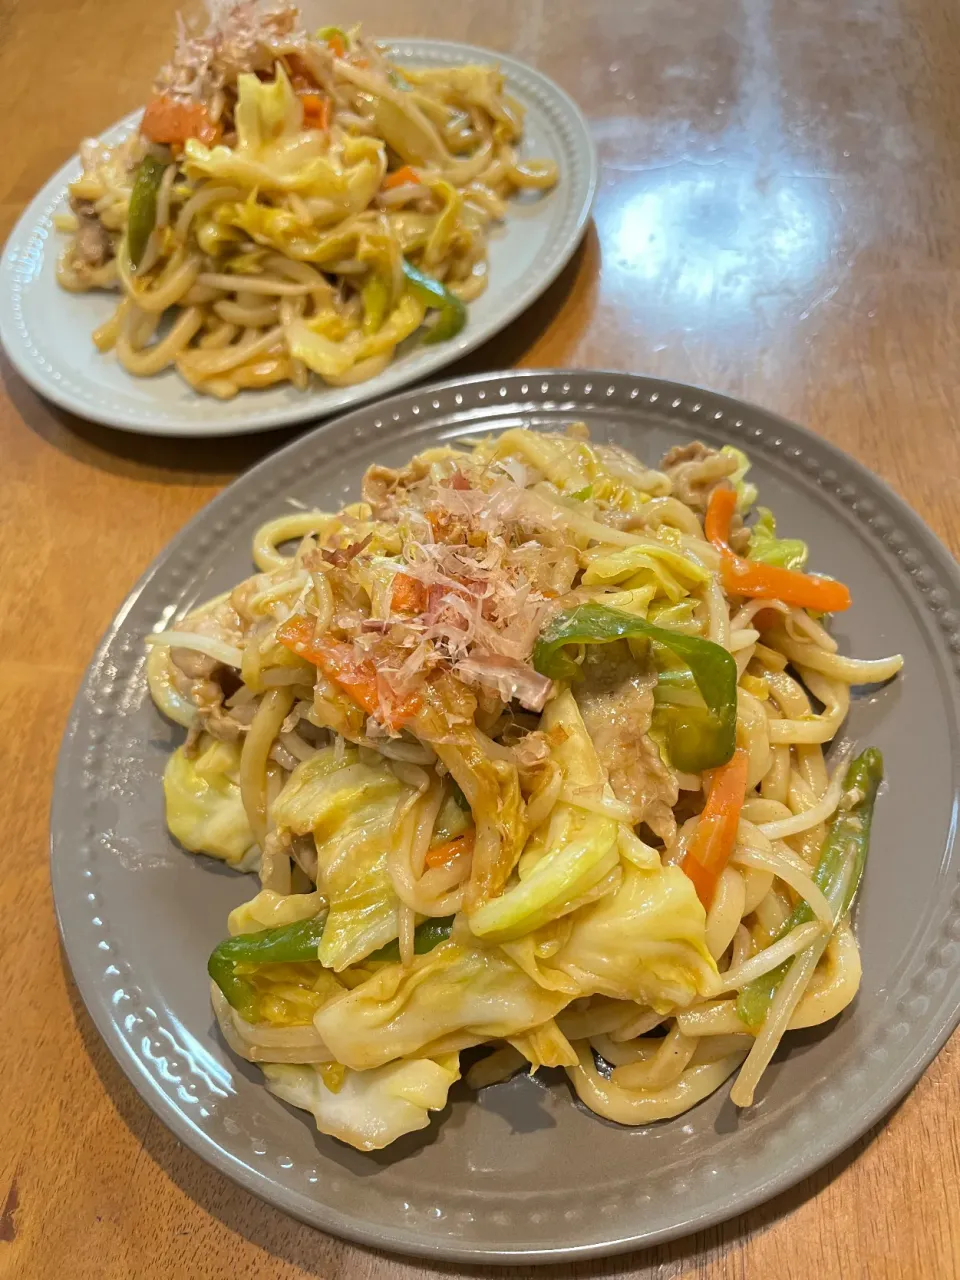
left=0, top=42, right=596, bottom=437
left=52, top=371, right=960, bottom=1263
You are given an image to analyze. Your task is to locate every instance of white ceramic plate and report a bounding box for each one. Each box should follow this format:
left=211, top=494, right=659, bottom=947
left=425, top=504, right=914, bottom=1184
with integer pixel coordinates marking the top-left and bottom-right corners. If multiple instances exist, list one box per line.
left=0, top=41, right=596, bottom=437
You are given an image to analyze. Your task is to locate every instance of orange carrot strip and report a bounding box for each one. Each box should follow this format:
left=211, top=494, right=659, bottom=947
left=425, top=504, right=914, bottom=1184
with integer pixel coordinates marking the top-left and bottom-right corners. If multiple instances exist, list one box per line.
left=327, top=32, right=346, bottom=58
left=425, top=829, right=476, bottom=870
left=276, top=615, right=421, bottom=729
left=721, top=558, right=851, bottom=612
left=383, top=165, right=420, bottom=190
left=141, top=96, right=218, bottom=146
left=704, top=484, right=736, bottom=550
left=300, top=93, right=331, bottom=130
left=390, top=572, right=428, bottom=614
left=704, top=487, right=852, bottom=613
left=278, top=617, right=378, bottom=712
left=680, top=748, right=749, bottom=908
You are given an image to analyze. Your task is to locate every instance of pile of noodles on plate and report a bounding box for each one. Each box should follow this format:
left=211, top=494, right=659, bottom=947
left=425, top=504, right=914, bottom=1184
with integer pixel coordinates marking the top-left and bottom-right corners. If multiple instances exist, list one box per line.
left=56, top=1, right=558, bottom=398
left=146, top=426, right=902, bottom=1150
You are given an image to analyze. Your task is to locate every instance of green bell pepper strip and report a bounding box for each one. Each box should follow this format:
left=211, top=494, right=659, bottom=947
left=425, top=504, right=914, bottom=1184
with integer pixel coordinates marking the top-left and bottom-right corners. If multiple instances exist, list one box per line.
left=532, top=603, right=738, bottom=773
left=736, top=747, right=883, bottom=1030
left=208, top=914, right=327, bottom=1023
left=361, top=274, right=390, bottom=335
left=402, top=259, right=467, bottom=345
left=209, top=913, right=456, bottom=1019
left=369, top=916, right=455, bottom=963
left=127, top=155, right=167, bottom=270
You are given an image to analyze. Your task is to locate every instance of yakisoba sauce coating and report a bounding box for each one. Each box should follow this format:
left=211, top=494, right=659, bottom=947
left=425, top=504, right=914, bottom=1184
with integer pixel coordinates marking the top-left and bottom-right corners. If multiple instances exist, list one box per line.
left=146, top=425, right=902, bottom=1151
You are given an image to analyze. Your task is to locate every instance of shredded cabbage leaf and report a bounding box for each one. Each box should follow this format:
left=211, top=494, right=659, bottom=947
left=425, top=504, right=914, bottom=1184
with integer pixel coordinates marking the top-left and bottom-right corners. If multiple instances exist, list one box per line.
left=720, top=445, right=758, bottom=513
left=286, top=292, right=427, bottom=376
left=313, top=939, right=569, bottom=1070
left=468, top=691, right=620, bottom=940
left=228, top=888, right=325, bottom=936
left=646, top=598, right=701, bottom=634
left=163, top=735, right=256, bottom=866
left=509, top=1018, right=578, bottom=1069
left=263, top=1053, right=460, bottom=1150
left=235, top=961, right=344, bottom=1027
left=184, top=66, right=385, bottom=198
left=747, top=506, right=809, bottom=571
left=272, top=747, right=409, bottom=969
left=582, top=542, right=711, bottom=601
left=553, top=865, right=718, bottom=1011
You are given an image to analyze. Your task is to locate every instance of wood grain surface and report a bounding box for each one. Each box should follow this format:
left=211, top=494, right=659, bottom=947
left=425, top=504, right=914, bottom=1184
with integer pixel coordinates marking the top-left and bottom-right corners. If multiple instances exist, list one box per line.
left=2, top=0, right=960, bottom=1276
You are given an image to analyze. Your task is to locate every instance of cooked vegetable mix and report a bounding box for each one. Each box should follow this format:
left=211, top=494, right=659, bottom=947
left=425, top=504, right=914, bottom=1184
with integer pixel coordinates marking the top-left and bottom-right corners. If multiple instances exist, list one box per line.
left=533, top=603, right=738, bottom=772
left=126, top=155, right=167, bottom=269
left=56, top=2, right=559, bottom=398
left=208, top=915, right=327, bottom=1021
left=706, top=486, right=852, bottom=612
left=147, top=425, right=902, bottom=1150
left=736, top=748, right=882, bottom=1029
left=402, top=259, right=468, bottom=345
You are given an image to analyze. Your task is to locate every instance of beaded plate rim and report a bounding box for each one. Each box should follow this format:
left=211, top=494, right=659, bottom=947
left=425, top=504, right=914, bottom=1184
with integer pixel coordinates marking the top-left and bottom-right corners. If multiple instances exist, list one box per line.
left=51, top=369, right=960, bottom=1261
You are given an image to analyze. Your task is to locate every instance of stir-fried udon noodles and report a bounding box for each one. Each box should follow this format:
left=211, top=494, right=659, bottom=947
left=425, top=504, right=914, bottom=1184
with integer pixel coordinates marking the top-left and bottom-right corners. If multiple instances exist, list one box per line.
left=146, top=427, right=902, bottom=1151
left=56, top=2, right=558, bottom=399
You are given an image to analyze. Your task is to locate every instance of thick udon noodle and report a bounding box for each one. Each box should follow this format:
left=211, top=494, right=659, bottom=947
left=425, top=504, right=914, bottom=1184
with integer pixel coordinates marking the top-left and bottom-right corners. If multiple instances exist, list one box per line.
left=146, top=427, right=901, bottom=1140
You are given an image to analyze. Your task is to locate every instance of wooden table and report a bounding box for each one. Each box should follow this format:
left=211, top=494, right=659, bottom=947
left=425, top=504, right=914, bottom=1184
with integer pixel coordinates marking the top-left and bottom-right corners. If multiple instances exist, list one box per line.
left=3, top=0, right=959, bottom=1275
